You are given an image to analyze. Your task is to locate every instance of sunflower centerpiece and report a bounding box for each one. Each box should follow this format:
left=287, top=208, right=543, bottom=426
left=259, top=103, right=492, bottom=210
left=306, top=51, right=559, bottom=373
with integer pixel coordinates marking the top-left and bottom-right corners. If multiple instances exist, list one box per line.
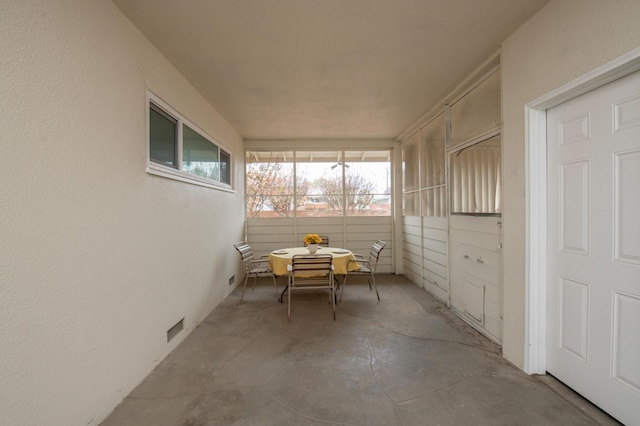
left=303, top=233, right=322, bottom=254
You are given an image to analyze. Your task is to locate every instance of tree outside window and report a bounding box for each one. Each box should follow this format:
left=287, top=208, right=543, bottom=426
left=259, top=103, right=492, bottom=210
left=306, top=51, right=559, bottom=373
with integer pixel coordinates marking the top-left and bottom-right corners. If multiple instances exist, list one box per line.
left=246, top=150, right=390, bottom=218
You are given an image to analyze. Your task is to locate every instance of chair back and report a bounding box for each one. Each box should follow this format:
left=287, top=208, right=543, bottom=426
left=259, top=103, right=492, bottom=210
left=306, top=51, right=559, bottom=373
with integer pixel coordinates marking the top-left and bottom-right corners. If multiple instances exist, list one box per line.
left=290, top=254, right=333, bottom=285
left=367, top=240, right=387, bottom=272
left=234, top=241, right=279, bottom=302
left=288, top=254, right=335, bottom=320
left=234, top=241, right=255, bottom=269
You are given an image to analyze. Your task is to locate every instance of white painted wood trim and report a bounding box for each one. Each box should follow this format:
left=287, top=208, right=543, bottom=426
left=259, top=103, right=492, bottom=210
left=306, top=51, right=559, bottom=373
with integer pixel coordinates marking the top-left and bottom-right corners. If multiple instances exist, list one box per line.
left=147, top=162, right=235, bottom=192
left=446, top=126, right=501, bottom=155
left=244, top=139, right=395, bottom=150
left=524, top=107, right=547, bottom=374
left=524, top=47, right=640, bottom=375
left=146, top=90, right=235, bottom=192
left=392, top=142, right=403, bottom=274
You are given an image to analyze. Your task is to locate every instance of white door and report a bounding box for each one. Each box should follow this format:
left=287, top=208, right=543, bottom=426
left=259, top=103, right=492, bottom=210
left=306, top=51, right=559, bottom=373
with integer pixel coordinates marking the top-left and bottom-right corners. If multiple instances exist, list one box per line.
left=546, top=70, right=640, bottom=425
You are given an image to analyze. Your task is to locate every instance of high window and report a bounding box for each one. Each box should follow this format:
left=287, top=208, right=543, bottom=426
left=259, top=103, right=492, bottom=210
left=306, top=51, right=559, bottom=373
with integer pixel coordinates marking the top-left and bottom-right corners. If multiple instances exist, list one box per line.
left=246, top=150, right=391, bottom=218
left=147, top=92, right=231, bottom=190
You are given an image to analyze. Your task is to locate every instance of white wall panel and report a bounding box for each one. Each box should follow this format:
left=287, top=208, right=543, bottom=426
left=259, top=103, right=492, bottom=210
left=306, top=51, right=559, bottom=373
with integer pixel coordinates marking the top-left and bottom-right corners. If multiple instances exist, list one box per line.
left=400, top=215, right=449, bottom=303
left=248, top=216, right=393, bottom=273
left=0, top=2, right=245, bottom=425
left=402, top=215, right=423, bottom=284
left=502, top=0, right=640, bottom=369
left=450, top=215, right=502, bottom=342
left=421, top=217, right=449, bottom=303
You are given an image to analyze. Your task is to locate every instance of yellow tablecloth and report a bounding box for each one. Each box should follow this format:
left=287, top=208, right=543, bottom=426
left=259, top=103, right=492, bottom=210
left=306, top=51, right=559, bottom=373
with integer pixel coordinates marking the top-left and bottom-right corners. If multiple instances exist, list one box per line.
left=268, top=247, right=357, bottom=275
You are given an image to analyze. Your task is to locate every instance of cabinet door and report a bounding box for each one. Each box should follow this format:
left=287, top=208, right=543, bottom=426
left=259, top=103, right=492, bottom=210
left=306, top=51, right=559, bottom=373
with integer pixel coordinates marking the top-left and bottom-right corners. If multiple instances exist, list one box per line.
left=449, top=215, right=502, bottom=342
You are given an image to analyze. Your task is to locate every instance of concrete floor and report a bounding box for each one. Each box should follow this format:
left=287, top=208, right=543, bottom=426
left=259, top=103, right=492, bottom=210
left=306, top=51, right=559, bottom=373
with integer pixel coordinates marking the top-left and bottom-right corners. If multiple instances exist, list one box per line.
left=100, top=275, right=619, bottom=426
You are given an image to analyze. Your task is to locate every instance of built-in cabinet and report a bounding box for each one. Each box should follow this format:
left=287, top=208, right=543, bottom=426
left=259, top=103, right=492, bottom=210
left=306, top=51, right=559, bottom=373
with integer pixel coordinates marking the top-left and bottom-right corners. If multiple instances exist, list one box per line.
left=449, top=215, right=502, bottom=342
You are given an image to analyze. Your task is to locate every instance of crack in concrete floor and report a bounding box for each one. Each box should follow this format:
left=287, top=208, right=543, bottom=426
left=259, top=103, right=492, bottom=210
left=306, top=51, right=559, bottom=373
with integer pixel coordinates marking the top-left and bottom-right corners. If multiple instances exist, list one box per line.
left=101, top=275, right=618, bottom=426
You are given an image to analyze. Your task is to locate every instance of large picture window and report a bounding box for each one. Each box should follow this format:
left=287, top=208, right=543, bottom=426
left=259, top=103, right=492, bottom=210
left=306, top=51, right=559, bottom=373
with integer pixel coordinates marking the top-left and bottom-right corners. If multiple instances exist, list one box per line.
left=246, top=150, right=390, bottom=218
left=147, top=92, right=232, bottom=189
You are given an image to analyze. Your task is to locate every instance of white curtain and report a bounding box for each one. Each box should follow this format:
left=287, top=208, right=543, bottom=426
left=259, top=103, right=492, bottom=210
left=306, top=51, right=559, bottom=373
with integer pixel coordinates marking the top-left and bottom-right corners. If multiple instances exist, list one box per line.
left=451, top=145, right=501, bottom=214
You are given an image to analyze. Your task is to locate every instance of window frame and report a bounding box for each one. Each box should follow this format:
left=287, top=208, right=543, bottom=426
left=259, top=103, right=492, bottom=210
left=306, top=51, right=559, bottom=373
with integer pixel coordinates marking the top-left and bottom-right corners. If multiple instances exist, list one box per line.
left=146, top=91, right=233, bottom=192
left=245, top=149, right=392, bottom=218
left=448, top=130, right=502, bottom=216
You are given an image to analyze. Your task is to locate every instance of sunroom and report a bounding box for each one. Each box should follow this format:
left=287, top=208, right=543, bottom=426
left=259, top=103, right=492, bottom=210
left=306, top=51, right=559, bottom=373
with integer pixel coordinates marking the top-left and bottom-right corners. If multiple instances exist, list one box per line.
left=2, top=1, right=640, bottom=425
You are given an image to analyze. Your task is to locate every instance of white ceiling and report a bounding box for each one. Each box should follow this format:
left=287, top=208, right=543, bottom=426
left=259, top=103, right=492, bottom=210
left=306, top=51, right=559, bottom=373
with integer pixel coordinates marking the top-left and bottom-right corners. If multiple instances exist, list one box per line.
left=113, top=0, right=549, bottom=141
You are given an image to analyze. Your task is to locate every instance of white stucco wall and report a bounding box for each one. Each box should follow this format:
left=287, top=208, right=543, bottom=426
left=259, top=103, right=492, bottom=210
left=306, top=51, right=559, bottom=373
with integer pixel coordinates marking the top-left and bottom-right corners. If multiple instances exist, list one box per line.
left=0, top=1, right=245, bottom=425
left=501, top=0, right=640, bottom=368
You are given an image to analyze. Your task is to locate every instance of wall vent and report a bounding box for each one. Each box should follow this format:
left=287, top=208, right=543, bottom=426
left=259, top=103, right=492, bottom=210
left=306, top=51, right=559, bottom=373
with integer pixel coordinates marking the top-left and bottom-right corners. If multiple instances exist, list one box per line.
left=167, top=318, right=184, bottom=343
left=229, top=275, right=235, bottom=286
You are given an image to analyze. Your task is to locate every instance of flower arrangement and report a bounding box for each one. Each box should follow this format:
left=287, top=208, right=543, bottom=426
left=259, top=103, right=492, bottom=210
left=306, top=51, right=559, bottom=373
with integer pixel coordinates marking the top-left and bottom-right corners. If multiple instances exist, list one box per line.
left=303, top=233, right=322, bottom=245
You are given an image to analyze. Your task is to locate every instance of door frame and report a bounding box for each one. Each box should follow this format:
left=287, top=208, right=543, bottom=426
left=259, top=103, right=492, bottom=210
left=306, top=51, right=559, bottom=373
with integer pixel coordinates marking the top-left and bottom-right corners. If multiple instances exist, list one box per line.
left=524, top=47, right=640, bottom=374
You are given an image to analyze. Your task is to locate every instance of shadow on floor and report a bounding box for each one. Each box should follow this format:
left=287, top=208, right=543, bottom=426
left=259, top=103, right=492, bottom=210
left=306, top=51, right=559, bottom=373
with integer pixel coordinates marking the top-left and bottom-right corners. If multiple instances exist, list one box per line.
left=101, top=275, right=619, bottom=426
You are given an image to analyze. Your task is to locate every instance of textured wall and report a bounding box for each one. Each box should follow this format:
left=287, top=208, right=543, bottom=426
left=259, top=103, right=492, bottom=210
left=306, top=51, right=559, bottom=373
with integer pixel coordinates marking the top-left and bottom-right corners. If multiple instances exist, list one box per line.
left=0, top=1, right=245, bottom=424
left=501, top=0, right=640, bottom=368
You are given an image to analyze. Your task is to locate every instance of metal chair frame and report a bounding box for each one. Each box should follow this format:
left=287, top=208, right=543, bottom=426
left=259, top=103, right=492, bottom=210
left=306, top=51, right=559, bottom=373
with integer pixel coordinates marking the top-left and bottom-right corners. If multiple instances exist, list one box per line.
left=234, top=241, right=278, bottom=302
left=340, top=240, right=387, bottom=302
left=287, top=254, right=335, bottom=320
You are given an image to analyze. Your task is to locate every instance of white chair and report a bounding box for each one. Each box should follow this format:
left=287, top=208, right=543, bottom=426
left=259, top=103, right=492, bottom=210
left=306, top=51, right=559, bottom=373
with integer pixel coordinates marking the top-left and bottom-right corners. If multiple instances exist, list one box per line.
left=287, top=254, right=335, bottom=320
left=340, top=240, right=386, bottom=302
left=234, top=241, right=278, bottom=302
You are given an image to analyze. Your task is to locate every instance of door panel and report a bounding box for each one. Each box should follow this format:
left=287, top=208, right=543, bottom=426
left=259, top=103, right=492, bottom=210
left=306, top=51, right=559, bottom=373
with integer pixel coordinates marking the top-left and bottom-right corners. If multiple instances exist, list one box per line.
left=547, top=70, right=640, bottom=425
left=615, top=150, right=640, bottom=264
left=560, top=159, right=590, bottom=255
left=612, top=291, right=640, bottom=394
left=558, top=277, right=589, bottom=362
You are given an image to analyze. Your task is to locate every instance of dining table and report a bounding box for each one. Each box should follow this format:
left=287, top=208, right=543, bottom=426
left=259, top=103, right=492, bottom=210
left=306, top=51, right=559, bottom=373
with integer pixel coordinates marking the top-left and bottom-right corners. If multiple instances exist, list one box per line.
left=268, top=246, right=358, bottom=276
left=268, top=246, right=358, bottom=302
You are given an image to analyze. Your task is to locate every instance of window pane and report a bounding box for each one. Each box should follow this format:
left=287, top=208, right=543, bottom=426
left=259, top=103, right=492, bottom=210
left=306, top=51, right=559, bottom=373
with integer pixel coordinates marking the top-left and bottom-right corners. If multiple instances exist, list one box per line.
left=220, top=149, right=230, bottom=184
left=246, top=151, right=295, bottom=217
left=450, top=70, right=501, bottom=147
left=182, top=125, right=219, bottom=180
left=149, top=104, right=177, bottom=167
left=450, top=135, right=501, bottom=214
left=296, top=153, right=342, bottom=217
left=245, top=149, right=391, bottom=218
left=246, top=195, right=294, bottom=218
left=344, top=156, right=391, bottom=217
left=421, top=115, right=446, bottom=188
left=403, top=192, right=418, bottom=216
left=402, top=132, right=419, bottom=192
left=422, top=187, right=446, bottom=217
